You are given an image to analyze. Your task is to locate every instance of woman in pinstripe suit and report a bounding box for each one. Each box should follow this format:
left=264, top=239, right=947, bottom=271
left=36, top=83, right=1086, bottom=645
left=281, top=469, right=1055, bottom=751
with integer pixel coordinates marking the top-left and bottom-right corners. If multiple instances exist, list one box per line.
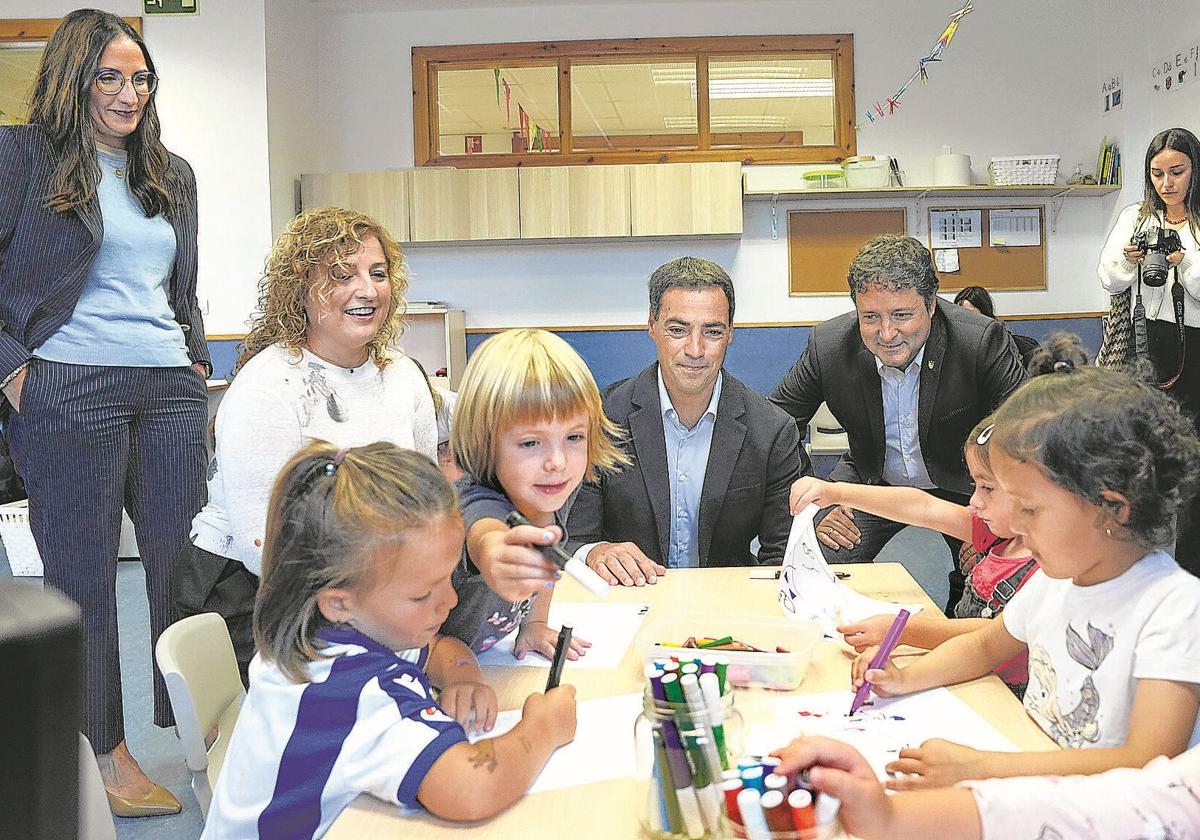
left=0, top=10, right=208, bottom=817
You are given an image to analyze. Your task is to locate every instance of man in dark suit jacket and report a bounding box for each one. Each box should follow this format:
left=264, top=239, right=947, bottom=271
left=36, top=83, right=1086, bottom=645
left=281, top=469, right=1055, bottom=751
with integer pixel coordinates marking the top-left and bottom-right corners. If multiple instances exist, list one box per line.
left=769, top=236, right=1026, bottom=606
left=567, top=257, right=805, bottom=586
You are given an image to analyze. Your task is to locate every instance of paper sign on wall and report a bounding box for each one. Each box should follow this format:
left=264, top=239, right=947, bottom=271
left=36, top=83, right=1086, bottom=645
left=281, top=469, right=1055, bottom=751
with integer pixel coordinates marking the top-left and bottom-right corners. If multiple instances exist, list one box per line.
left=1101, top=72, right=1123, bottom=113
left=930, top=210, right=982, bottom=249
left=989, top=209, right=1041, bottom=247
left=1152, top=37, right=1199, bottom=94
left=934, top=249, right=960, bottom=272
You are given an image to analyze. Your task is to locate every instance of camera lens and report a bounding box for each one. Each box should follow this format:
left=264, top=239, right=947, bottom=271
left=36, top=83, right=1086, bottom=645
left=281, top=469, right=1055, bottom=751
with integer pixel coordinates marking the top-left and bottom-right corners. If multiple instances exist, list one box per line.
left=1143, top=252, right=1170, bottom=287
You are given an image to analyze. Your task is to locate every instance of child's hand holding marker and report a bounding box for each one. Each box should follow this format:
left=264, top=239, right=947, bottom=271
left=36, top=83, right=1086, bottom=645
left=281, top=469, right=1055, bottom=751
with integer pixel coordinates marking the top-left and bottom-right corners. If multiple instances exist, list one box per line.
left=522, top=684, right=578, bottom=749
left=770, top=736, right=888, bottom=840
left=514, top=619, right=591, bottom=661
left=850, top=644, right=909, bottom=698
left=473, top=523, right=563, bottom=601
left=438, top=679, right=498, bottom=736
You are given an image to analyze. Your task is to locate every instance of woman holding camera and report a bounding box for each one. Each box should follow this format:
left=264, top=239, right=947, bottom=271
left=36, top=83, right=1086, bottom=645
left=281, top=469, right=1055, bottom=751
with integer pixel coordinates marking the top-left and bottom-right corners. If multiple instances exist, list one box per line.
left=1099, top=126, right=1200, bottom=575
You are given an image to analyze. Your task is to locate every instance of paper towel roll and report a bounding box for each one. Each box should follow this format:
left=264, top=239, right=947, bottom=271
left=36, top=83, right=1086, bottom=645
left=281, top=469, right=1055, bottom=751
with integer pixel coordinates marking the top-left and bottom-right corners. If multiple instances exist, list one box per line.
left=933, top=148, right=972, bottom=186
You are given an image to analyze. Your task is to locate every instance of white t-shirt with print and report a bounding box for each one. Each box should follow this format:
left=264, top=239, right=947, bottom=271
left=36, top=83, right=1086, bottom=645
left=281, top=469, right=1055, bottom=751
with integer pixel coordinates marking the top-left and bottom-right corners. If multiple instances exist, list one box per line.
left=1003, top=552, right=1200, bottom=749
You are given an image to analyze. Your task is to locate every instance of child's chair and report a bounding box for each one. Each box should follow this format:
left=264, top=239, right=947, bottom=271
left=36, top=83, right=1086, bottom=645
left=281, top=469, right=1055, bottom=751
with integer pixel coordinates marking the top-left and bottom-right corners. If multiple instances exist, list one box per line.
left=155, top=612, right=246, bottom=818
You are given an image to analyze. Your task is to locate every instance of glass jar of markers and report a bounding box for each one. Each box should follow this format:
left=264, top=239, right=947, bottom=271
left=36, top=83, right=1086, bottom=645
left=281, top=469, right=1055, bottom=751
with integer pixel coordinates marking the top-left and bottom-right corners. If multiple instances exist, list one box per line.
left=634, top=658, right=744, bottom=839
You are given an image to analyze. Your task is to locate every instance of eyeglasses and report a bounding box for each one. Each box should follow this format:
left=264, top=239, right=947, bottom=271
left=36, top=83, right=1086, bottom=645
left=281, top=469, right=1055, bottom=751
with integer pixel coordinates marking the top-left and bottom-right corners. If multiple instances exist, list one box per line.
left=93, top=69, right=158, bottom=96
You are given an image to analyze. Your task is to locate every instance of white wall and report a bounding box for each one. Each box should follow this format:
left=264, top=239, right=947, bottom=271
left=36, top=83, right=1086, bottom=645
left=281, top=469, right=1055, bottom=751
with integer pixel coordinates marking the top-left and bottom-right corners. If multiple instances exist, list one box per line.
left=265, top=0, right=320, bottom=238
left=6, top=0, right=273, bottom=336
left=285, top=0, right=1128, bottom=329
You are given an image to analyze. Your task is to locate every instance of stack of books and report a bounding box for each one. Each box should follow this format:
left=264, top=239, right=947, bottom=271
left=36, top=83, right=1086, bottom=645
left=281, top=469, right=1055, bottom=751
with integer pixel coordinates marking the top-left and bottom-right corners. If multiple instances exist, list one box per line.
left=1096, top=138, right=1121, bottom=185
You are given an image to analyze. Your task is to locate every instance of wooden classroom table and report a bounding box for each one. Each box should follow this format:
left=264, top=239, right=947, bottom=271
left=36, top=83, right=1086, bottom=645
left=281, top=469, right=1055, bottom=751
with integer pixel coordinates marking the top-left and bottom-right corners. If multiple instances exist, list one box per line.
left=326, top=563, right=1055, bottom=839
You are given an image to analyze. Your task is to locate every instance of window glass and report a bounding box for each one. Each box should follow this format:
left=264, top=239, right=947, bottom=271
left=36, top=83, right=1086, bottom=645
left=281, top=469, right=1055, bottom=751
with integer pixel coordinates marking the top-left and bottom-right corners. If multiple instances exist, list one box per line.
left=436, top=64, right=559, bottom=156
left=571, top=60, right=697, bottom=151
left=708, top=55, right=836, bottom=147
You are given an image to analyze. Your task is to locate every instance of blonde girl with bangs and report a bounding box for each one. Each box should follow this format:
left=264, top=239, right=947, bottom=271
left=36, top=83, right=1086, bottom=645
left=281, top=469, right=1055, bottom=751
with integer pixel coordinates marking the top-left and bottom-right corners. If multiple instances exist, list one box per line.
left=175, top=207, right=437, bottom=684
left=440, top=328, right=629, bottom=659
left=204, top=441, right=577, bottom=836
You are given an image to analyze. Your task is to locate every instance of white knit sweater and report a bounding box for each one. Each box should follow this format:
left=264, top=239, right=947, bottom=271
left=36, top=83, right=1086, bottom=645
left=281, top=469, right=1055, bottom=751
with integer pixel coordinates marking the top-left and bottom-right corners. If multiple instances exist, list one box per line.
left=191, top=344, right=437, bottom=574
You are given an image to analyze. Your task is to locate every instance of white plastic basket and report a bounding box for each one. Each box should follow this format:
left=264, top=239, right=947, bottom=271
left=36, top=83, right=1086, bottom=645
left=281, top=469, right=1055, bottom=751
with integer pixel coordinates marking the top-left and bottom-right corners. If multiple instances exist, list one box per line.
left=0, top=501, right=42, bottom=576
left=988, top=155, right=1060, bottom=186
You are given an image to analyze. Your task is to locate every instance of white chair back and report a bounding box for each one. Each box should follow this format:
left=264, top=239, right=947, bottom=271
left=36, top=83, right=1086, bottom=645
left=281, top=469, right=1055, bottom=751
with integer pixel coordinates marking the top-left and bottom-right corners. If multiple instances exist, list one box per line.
left=155, top=612, right=245, bottom=818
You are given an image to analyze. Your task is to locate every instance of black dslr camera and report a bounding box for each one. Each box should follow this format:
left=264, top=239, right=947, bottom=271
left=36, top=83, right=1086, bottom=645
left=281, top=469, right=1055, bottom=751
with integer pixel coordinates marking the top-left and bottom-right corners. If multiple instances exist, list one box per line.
left=1131, top=226, right=1183, bottom=287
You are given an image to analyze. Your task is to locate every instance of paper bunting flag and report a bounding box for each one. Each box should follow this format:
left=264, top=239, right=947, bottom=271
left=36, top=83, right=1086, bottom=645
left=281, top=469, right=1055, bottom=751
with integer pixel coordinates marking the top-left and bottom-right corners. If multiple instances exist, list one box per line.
left=858, top=0, right=974, bottom=128
left=503, top=78, right=511, bottom=123
left=494, top=68, right=500, bottom=108
left=518, top=105, right=529, bottom=146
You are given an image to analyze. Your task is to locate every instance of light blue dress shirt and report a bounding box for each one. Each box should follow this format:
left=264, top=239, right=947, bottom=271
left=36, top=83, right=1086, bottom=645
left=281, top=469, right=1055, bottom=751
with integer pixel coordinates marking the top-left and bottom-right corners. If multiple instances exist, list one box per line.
left=658, top=369, right=722, bottom=569
left=877, top=347, right=936, bottom=489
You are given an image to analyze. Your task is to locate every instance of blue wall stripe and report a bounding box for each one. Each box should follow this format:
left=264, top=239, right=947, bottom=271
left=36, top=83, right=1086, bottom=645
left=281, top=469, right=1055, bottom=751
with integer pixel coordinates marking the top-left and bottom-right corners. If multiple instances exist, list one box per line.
left=206, top=317, right=1103, bottom=394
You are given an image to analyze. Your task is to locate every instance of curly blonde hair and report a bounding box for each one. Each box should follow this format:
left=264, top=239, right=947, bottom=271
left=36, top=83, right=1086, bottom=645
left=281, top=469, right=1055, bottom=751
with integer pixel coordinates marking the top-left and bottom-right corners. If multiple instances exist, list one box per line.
left=236, top=207, right=408, bottom=372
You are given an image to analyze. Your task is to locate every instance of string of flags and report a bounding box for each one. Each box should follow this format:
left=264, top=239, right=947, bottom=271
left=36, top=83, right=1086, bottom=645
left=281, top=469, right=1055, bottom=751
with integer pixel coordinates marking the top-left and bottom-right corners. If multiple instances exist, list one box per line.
left=492, top=70, right=550, bottom=152
left=859, top=0, right=975, bottom=128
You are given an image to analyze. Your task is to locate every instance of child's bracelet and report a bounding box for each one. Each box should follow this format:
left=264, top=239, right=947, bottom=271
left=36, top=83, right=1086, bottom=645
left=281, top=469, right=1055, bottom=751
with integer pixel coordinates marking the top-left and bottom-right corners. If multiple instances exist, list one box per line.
left=522, top=619, right=548, bottom=629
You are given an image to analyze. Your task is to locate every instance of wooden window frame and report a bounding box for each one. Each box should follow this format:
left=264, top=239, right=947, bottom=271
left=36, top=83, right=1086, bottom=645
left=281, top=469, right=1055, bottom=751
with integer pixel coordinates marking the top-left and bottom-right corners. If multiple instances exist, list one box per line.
left=413, top=34, right=855, bottom=169
left=0, top=17, right=142, bottom=42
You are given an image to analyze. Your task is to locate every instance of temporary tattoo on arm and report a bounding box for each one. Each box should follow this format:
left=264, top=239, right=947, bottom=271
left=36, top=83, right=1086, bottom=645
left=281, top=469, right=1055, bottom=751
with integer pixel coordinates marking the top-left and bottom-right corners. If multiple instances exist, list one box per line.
left=466, top=740, right=499, bottom=772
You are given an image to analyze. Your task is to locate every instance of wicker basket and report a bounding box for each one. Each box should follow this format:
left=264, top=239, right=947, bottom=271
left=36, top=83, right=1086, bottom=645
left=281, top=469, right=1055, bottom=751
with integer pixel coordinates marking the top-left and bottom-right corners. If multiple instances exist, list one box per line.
left=0, top=501, right=42, bottom=576
left=988, top=155, right=1060, bottom=186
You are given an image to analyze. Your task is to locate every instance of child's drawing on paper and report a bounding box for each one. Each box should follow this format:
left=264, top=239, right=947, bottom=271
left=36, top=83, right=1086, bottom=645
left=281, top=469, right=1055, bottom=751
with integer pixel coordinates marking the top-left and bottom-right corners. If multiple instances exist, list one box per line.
left=1026, top=622, right=1113, bottom=749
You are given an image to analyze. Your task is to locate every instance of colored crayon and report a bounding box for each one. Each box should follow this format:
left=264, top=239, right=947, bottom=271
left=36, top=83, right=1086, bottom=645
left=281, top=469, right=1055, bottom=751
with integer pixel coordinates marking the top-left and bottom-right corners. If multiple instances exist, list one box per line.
left=850, top=608, right=911, bottom=715
left=649, top=670, right=704, bottom=838
left=740, top=765, right=765, bottom=793
left=649, top=724, right=679, bottom=834
left=788, top=788, right=817, bottom=831
left=761, top=789, right=793, bottom=833
left=736, top=788, right=770, bottom=838
left=720, top=776, right=744, bottom=825
left=698, top=670, right=728, bottom=769
left=764, top=772, right=788, bottom=794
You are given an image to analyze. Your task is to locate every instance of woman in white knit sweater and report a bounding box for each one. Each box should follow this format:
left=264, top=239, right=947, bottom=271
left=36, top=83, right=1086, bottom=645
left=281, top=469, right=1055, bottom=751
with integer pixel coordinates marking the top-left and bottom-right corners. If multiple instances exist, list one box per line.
left=1098, top=126, right=1200, bottom=576
left=174, top=208, right=437, bottom=681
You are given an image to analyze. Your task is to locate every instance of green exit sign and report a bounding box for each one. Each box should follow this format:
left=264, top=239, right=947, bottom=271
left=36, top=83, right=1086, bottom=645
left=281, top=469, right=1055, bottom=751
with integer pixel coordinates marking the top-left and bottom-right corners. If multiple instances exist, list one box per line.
left=144, top=0, right=198, bottom=14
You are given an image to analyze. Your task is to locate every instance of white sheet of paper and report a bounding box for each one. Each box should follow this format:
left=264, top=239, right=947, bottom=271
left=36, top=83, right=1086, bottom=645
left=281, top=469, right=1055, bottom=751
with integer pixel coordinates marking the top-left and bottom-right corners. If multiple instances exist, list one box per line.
left=989, top=208, right=1042, bottom=247
left=930, top=209, right=982, bottom=248
left=934, top=248, right=960, bottom=272
left=778, top=506, right=923, bottom=636
left=475, top=601, right=650, bottom=669
left=741, top=687, right=1018, bottom=781
left=470, top=692, right=644, bottom=793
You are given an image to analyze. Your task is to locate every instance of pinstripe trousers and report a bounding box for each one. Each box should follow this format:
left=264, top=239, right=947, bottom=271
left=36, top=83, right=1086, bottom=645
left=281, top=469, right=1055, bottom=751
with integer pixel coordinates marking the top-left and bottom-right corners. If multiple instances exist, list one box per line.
left=6, top=359, right=207, bottom=753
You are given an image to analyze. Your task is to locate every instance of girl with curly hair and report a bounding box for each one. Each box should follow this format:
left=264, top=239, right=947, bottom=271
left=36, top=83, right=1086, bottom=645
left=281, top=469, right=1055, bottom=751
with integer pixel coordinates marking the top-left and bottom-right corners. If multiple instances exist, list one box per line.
left=174, top=207, right=437, bottom=683
left=847, top=366, right=1200, bottom=790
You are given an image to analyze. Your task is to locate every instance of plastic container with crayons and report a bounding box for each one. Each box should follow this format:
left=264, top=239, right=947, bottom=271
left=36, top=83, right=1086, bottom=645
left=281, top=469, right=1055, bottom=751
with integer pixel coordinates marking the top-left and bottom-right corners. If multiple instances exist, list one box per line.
left=636, top=615, right=822, bottom=691
left=635, top=663, right=745, bottom=839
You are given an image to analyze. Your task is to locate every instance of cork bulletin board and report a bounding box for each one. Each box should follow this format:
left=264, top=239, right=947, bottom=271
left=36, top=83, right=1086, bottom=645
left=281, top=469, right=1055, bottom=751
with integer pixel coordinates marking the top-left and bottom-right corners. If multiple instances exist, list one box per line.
left=788, top=208, right=908, bottom=296
left=928, top=205, right=1048, bottom=292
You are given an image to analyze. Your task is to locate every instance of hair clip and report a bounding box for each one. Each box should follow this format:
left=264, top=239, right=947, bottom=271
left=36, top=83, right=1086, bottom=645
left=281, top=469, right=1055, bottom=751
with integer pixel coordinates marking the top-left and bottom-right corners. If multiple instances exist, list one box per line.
left=324, top=447, right=351, bottom=476
left=975, top=423, right=995, bottom=446
left=1053, top=359, right=1073, bottom=372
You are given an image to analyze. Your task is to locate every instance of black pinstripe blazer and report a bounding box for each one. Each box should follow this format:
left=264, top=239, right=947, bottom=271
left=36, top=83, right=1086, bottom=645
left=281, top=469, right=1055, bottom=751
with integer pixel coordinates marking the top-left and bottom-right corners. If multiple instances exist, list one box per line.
left=0, top=124, right=209, bottom=386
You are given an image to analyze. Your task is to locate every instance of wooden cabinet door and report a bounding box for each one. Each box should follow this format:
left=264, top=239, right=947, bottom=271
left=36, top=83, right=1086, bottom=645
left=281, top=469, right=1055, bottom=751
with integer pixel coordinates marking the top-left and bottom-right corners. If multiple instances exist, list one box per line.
left=629, top=162, right=743, bottom=236
left=518, top=166, right=631, bottom=239
left=300, top=171, right=410, bottom=242
left=408, top=168, right=520, bottom=242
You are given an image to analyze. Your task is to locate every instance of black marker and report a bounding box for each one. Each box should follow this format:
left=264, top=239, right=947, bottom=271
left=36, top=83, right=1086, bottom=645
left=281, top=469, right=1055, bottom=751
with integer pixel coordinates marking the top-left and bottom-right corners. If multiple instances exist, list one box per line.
left=504, top=511, right=609, bottom=597
left=546, top=625, right=573, bottom=690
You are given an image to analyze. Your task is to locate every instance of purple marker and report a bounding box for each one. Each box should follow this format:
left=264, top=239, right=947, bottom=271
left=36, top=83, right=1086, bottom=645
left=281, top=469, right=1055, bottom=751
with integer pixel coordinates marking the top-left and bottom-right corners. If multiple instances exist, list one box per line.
left=849, top=608, right=911, bottom=715
left=647, top=666, right=704, bottom=838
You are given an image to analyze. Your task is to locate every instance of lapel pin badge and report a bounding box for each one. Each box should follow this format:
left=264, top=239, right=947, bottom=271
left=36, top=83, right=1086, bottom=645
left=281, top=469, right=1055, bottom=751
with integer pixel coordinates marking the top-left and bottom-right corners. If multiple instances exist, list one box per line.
left=927, top=359, right=936, bottom=370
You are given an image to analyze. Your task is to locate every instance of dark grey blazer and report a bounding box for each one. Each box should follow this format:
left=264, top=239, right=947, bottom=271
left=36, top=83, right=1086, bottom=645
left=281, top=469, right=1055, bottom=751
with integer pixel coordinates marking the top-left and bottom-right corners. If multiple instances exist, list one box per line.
left=566, top=364, right=806, bottom=567
left=0, top=124, right=209, bottom=386
left=769, top=298, right=1026, bottom=497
